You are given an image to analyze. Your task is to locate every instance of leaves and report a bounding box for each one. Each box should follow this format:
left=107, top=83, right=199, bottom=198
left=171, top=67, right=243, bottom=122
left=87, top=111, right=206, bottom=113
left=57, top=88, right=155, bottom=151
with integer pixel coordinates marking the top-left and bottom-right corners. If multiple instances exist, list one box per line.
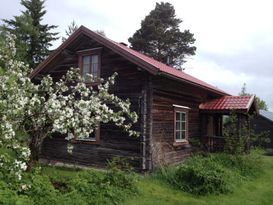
left=128, top=2, right=196, bottom=69
left=0, top=34, right=139, bottom=184
left=1, top=0, right=58, bottom=67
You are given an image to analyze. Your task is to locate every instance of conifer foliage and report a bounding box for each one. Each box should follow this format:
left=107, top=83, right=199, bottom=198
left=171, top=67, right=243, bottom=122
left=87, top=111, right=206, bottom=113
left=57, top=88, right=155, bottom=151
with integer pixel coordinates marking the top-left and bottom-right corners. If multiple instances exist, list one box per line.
left=2, top=0, right=58, bottom=67
left=128, top=2, right=196, bottom=69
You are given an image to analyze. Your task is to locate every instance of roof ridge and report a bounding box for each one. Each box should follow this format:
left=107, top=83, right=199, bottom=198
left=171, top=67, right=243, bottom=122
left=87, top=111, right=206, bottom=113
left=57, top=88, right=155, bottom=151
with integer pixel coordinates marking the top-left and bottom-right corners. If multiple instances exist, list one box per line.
left=31, top=25, right=229, bottom=96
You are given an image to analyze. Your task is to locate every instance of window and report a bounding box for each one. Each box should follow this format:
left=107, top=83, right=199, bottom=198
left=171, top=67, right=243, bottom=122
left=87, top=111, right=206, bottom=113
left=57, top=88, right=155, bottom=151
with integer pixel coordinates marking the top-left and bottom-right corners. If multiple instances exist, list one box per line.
left=74, top=126, right=100, bottom=144
left=78, top=48, right=102, bottom=83
left=174, top=105, right=189, bottom=143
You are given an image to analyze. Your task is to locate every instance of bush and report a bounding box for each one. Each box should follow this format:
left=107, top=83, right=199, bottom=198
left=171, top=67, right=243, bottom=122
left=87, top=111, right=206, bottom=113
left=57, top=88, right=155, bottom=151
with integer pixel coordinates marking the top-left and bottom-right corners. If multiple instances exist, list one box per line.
left=25, top=175, right=59, bottom=205
left=67, top=159, right=138, bottom=205
left=212, top=152, right=262, bottom=178
left=155, top=151, right=263, bottom=195
left=0, top=181, right=34, bottom=205
left=171, top=156, right=235, bottom=195
left=0, top=159, right=138, bottom=205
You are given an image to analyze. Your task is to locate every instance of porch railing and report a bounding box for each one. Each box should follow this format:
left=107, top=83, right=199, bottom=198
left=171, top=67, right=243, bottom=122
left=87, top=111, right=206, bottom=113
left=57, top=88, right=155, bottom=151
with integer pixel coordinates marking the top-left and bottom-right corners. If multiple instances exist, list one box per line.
left=203, top=136, right=225, bottom=152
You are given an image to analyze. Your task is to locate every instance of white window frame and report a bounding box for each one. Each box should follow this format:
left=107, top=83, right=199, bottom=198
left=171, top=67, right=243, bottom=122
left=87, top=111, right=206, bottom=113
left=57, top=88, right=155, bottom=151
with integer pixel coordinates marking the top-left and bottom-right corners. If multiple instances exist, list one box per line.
left=173, top=105, right=189, bottom=143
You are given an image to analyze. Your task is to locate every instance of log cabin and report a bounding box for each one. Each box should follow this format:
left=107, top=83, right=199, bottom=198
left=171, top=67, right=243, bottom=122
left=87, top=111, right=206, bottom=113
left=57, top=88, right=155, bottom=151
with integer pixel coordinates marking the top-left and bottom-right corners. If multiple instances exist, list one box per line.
left=30, top=26, right=258, bottom=170
left=252, top=110, right=273, bottom=148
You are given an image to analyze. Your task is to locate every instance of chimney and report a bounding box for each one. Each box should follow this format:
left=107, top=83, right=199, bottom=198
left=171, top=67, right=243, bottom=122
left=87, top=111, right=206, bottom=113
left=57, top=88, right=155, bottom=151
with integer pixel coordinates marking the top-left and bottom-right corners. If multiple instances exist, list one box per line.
left=119, top=42, right=128, bottom=47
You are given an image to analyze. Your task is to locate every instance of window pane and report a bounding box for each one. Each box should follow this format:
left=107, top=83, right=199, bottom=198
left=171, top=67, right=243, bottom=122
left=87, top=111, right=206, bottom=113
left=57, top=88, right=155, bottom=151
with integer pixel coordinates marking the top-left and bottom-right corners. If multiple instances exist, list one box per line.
left=176, top=131, right=181, bottom=140
left=80, top=130, right=96, bottom=141
left=182, top=122, right=186, bottom=130
left=174, top=110, right=188, bottom=142
left=181, top=113, right=185, bottom=121
left=83, top=56, right=91, bottom=65
left=181, top=131, right=186, bottom=139
left=92, top=63, right=98, bottom=73
left=83, top=64, right=89, bottom=74
left=176, top=112, right=180, bottom=121
left=89, top=131, right=96, bottom=140
left=92, top=55, right=98, bottom=64
left=92, top=72, right=98, bottom=78
left=176, top=122, right=181, bottom=131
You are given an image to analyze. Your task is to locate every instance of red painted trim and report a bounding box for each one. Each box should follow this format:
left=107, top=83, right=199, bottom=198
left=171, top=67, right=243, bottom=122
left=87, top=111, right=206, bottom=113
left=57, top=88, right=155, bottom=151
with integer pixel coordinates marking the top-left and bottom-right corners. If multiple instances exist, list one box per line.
left=30, top=25, right=227, bottom=96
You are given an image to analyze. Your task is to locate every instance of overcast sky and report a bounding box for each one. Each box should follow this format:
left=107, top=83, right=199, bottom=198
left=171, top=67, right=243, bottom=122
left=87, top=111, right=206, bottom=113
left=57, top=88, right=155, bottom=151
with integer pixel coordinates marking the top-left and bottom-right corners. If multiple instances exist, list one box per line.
left=2, top=0, right=273, bottom=110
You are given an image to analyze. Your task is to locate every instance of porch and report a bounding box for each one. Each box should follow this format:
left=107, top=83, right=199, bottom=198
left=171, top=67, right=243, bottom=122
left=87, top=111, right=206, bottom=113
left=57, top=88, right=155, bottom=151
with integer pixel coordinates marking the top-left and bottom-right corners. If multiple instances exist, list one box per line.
left=199, top=95, right=258, bottom=152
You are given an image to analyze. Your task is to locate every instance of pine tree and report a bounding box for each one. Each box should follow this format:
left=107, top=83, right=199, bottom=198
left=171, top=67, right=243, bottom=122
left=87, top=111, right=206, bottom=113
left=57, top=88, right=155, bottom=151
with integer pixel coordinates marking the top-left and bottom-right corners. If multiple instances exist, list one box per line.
left=62, top=20, right=79, bottom=42
left=2, top=0, right=58, bottom=67
left=239, top=83, right=268, bottom=111
left=128, top=2, right=196, bottom=69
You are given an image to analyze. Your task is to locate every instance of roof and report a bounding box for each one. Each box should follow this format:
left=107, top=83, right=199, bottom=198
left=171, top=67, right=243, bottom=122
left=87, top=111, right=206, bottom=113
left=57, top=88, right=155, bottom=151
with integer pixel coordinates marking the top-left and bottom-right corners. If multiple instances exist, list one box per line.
left=199, top=95, right=257, bottom=113
left=259, top=110, right=273, bottom=122
left=30, top=25, right=228, bottom=96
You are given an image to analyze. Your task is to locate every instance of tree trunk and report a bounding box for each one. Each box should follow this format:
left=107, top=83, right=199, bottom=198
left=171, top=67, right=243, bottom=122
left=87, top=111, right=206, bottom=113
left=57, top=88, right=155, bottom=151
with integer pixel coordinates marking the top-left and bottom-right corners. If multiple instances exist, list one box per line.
left=27, top=135, right=42, bottom=171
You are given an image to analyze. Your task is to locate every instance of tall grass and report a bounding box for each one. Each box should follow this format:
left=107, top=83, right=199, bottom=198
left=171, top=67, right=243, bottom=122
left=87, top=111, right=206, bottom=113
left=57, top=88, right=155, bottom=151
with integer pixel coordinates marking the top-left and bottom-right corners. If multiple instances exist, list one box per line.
left=154, top=149, right=263, bottom=195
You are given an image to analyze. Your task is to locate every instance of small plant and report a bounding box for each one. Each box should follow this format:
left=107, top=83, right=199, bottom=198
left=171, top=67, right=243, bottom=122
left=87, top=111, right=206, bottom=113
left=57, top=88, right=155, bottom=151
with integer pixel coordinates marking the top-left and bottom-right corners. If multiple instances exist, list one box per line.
left=223, top=112, right=249, bottom=154
left=171, top=155, right=235, bottom=195
left=155, top=151, right=263, bottom=195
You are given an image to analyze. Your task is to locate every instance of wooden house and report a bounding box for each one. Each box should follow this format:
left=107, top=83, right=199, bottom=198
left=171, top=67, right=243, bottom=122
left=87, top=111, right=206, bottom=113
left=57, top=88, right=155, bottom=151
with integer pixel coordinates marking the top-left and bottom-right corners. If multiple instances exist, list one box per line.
left=31, top=26, right=258, bottom=170
left=252, top=110, right=273, bottom=148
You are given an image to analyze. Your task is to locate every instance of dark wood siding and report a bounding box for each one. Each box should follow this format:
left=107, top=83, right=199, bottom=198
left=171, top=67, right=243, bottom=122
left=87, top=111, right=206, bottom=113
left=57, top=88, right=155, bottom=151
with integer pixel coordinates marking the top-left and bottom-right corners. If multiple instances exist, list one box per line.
left=150, top=75, right=220, bottom=167
left=40, top=35, right=148, bottom=169
left=252, top=116, right=273, bottom=148
left=37, top=33, right=225, bottom=170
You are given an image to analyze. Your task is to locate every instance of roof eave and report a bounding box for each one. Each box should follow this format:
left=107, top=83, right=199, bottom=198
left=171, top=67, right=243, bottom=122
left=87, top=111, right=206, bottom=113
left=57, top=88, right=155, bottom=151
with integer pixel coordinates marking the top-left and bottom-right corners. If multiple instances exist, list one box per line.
left=159, top=71, right=228, bottom=96
left=30, top=26, right=159, bottom=79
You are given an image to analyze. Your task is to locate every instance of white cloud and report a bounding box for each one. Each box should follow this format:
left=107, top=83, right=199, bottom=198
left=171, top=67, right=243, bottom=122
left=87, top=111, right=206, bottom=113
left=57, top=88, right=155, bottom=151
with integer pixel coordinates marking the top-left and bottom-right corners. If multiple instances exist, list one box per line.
left=1, top=0, right=273, bottom=110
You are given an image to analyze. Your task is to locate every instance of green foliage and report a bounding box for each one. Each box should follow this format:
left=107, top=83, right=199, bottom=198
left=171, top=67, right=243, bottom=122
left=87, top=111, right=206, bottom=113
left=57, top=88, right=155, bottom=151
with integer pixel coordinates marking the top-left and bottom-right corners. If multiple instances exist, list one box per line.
left=1, top=0, right=58, bottom=67
left=155, top=152, right=262, bottom=195
left=239, top=83, right=268, bottom=111
left=62, top=20, right=79, bottom=42
left=125, top=154, right=273, bottom=205
left=0, top=162, right=138, bottom=205
left=0, top=181, right=34, bottom=205
left=223, top=112, right=250, bottom=154
left=67, top=159, right=138, bottom=205
left=169, top=155, right=235, bottom=195
left=250, top=130, right=270, bottom=148
left=223, top=112, right=270, bottom=153
left=128, top=2, right=196, bottom=69
left=25, top=175, right=58, bottom=205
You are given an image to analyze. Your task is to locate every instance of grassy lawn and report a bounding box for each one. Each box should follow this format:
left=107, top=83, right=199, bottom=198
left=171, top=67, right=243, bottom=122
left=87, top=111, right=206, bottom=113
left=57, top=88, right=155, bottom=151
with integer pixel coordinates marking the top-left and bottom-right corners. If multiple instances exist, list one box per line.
left=23, top=153, right=273, bottom=205
left=123, top=155, right=273, bottom=205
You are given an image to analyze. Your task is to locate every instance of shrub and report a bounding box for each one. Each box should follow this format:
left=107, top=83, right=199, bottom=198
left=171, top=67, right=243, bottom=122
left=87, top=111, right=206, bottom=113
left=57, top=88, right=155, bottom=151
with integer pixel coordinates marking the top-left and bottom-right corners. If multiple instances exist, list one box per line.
left=67, top=161, right=138, bottom=205
left=212, top=152, right=262, bottom=178
left=170, top=155, right=235, bottom=195
left=0, top=181, right=34, bottom=205
left=24, top=175, right=59, bottom=205
left=155, top=151, right=263, bottom=195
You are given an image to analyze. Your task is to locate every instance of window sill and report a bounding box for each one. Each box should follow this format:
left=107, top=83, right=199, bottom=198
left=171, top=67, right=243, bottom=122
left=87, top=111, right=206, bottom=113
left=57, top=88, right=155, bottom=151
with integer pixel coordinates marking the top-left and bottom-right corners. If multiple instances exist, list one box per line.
left=84, top=81, right=100, bottom=86
left=71, top=139, right=100, bottom=145
left=173, top=140, right=190, bottom=148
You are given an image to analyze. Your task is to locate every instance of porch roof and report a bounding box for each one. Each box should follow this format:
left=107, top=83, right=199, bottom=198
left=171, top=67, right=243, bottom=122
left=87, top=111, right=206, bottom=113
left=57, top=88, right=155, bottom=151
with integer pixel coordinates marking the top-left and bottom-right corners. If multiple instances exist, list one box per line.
left=199, top=95, right=258, bottom=114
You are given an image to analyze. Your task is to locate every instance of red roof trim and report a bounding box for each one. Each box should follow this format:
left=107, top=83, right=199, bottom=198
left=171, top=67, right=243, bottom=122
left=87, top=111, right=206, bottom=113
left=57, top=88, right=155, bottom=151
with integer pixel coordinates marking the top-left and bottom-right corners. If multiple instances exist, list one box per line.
left=199, top=95, right=257, bottom=113
left=30, top=25, right=228, bottom=95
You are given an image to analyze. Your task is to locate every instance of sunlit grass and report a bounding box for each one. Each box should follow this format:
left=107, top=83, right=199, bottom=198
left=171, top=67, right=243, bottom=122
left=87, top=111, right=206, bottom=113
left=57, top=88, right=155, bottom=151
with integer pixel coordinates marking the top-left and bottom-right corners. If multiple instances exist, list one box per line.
left=123, top=155, right=273, bottom=205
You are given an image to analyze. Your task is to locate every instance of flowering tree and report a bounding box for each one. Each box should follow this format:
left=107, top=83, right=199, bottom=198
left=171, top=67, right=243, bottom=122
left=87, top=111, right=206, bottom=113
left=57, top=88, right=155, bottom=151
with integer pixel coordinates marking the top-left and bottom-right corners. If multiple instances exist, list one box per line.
left=0, top=34, right=138, bottom=181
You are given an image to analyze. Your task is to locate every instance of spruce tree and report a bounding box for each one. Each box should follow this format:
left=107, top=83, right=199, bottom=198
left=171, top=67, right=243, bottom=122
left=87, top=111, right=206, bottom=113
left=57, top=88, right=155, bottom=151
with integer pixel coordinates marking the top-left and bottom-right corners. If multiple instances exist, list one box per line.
left=128, top=2, right=196, bottom=69
left=239, top=83, right=268, bottom=111
left=2, top=0, right=58, bottom=67
left=62, top=20, right=79, bottom=42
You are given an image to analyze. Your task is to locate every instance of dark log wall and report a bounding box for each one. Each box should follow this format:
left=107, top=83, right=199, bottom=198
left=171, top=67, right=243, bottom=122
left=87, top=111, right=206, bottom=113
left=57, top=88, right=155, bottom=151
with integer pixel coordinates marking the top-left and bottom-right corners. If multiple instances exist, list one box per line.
left=40, top=35, right=147, bottom=169
left=252, top=116, right=273, bottom=148
left=150, top=75, right=221, bottom=167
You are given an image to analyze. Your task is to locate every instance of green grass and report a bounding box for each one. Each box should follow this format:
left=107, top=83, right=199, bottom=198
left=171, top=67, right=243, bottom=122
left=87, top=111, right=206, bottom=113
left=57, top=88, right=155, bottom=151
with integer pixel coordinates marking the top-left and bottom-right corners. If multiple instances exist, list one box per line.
left=123, top=155, right=273, bottom=205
